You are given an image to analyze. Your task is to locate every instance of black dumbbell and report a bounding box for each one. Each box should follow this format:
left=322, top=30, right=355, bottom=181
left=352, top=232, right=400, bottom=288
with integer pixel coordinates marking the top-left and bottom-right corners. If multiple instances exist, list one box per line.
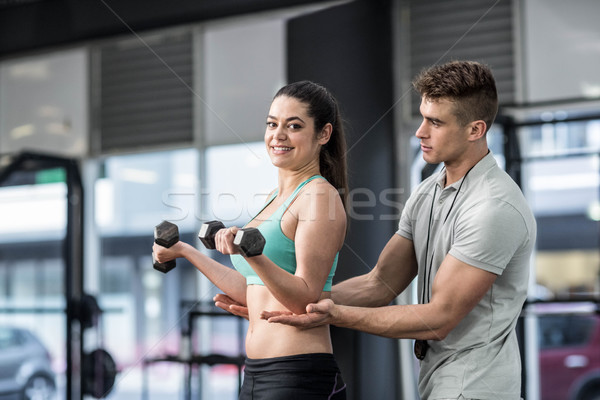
left=198, top=220, right=225, bottom=249
left=198, top=220, right=265, bottom=258
left=153, top=221, right=179, bottom=273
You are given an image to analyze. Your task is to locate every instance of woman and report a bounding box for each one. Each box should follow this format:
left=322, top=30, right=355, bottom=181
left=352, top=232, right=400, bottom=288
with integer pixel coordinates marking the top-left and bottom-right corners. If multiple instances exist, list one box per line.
left=153, top=80, right=348, bottom=399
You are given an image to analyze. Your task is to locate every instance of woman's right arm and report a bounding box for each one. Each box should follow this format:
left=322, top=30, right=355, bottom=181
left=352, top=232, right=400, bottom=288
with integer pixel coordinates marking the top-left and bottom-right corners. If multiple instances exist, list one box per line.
left=153, top=241, right=247, bottom=305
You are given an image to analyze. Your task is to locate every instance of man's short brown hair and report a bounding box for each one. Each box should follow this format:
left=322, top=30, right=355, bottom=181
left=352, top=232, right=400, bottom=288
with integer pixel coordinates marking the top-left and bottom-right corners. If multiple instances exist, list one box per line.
left=412, top=61, right=499, bottom=132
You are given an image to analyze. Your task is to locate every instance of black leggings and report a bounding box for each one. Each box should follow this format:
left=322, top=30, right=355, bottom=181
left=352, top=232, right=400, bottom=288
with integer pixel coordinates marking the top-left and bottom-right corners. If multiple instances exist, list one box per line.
left=239, top=353, right=346, bottom=400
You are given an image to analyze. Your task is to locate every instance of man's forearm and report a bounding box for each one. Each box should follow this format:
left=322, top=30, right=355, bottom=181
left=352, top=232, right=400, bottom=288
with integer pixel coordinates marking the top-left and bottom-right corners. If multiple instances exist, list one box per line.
left=332, top=272, right=399, bottom=307
left=330, top=302, right=449, bottom=340
left=332, top=234, right=417, bottom=307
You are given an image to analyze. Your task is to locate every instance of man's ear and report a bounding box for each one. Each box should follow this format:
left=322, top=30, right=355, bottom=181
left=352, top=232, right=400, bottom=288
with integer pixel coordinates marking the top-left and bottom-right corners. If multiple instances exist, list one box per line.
left=468, top=120, right=487, bottom=141
left=318, top=123, right=333, bottom=145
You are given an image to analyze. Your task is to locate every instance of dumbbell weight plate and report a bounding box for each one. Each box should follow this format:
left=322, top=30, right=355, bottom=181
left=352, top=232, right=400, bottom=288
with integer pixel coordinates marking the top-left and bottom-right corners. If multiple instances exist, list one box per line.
left=233, top=228, right=266, bottom=258
left=154, top=221, right=179, bottom=248
left=152, top=252, right=176, bottom=273
left=198, top=220, right=226, bottom=249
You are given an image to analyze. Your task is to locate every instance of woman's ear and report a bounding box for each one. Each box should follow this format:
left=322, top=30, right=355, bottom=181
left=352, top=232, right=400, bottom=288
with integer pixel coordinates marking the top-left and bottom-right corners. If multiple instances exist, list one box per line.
left=318, top=123, right=333, bottom=145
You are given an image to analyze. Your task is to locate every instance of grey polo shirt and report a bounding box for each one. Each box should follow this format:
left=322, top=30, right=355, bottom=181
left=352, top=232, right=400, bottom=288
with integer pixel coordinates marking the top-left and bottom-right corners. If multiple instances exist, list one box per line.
left=397, top=151, right=536, bottom=399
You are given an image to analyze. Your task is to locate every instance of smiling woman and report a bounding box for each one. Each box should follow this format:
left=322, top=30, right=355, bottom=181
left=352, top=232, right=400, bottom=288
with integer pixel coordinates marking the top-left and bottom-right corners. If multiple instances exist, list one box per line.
left=153, top=81, right=349, bottom=399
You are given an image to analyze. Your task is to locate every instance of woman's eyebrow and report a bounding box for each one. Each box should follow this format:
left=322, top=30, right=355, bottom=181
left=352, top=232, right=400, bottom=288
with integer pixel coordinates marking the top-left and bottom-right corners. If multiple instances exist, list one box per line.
left=267, top=115, right=306, bottom=124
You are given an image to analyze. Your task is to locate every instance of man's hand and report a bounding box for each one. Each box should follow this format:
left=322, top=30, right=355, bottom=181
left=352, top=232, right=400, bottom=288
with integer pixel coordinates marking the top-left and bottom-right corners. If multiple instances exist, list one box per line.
left=214, top=293, right=249, bottom=320
left=261, top=298, right=336, bottom=329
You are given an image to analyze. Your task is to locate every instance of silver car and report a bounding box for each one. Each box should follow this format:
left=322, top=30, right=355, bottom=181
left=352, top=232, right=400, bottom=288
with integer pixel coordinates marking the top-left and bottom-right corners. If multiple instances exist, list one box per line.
left=0, top=326, right=56, bottom=400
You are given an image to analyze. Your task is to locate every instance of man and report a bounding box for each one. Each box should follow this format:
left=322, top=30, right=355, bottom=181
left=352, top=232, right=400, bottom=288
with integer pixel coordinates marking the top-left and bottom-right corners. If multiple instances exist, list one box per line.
left=216, top=61, right=536, bottom=399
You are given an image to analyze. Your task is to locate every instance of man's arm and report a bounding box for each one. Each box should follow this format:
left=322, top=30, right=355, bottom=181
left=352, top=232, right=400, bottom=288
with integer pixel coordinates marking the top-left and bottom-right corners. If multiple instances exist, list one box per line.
left=261, top=234, right=418, bottom=326
left=266, top=253, right=496, bottom=341
left=322, top=254, right=496, bottom=339
left=332, top=234, right=418, bottom=307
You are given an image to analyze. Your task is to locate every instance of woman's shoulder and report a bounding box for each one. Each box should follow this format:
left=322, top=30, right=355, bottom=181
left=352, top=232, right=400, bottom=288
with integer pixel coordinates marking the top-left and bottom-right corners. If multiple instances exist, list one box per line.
left=299, top=176, right=341, bottom=199
left=294, top=177, right=345, bottom=219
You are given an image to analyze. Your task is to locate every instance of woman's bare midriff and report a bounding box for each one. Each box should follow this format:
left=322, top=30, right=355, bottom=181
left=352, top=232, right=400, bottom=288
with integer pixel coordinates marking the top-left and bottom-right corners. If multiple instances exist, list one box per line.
left=244, top=285, right=333, bottom=359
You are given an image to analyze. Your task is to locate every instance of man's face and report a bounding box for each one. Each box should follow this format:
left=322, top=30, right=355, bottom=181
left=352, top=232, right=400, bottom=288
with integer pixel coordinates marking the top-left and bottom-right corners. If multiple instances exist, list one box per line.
left=415, top=97, right=472, bottom=167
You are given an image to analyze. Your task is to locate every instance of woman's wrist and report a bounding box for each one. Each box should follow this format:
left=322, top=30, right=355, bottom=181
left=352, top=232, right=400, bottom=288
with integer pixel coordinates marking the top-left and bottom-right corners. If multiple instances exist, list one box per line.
left=177, top=241, right=196, bottom=259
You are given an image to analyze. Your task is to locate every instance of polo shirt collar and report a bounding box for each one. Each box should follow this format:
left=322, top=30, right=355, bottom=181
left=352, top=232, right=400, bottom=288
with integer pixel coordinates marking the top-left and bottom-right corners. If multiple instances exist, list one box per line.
left=435, top=150, right=496, bottom=190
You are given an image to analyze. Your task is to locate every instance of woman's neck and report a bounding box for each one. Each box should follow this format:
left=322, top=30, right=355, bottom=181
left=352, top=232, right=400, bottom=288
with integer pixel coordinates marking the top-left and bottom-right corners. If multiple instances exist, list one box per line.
left=277, top=164, right=321, bottom=198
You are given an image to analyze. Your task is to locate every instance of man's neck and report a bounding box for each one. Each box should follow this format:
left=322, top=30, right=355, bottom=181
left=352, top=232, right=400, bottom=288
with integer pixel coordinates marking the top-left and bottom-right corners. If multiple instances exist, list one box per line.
left=444, top=149, right=489, bottom=187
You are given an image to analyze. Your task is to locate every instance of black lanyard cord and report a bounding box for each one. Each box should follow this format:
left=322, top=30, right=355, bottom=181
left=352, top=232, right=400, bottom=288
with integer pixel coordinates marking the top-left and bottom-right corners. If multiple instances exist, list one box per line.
left=420, top=165, right=474, bottom=304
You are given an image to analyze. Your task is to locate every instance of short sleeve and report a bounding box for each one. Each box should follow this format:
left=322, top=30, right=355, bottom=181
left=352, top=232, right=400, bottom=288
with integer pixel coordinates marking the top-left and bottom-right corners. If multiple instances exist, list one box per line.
left=396, top=191, right=417, bottom=241
left=449, top=199, right=530, bottom=275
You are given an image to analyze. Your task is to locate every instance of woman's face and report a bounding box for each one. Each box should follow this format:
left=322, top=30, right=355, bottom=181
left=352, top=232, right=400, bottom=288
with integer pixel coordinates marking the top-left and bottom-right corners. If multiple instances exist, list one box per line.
left=265, top=96, right=328, bottom=172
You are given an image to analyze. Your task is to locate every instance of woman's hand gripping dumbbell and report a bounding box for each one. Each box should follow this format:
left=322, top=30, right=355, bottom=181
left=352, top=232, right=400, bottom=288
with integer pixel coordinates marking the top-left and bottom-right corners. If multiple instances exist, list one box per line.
left=153, top=220, right=266, bottom=273
left=198, top=220, right=265, bottom=258
left=152, top=220, right=179, bottom=273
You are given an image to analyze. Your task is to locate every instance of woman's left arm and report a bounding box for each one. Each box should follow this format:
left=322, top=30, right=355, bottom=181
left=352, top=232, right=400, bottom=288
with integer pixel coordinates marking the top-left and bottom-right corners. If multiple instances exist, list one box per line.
left=230, top=182, right=346, bottom=314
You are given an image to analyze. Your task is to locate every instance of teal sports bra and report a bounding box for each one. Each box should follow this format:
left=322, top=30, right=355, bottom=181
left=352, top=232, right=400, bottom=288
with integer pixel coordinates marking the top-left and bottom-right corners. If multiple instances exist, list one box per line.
left=230, top=175, right=338, bottom=292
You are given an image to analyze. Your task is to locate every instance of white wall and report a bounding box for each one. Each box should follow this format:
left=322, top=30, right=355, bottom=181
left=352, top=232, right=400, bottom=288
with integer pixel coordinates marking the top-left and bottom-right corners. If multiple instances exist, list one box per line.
left=523, top=0, right=600, bottom=102
left=0, top=49, right=88, bottom=157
